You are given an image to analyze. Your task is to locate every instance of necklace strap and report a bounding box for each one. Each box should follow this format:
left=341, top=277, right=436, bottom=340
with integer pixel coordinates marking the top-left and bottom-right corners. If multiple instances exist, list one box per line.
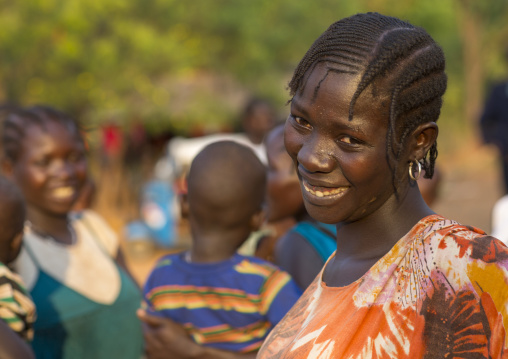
left=25, top=220, right=77, bottom=246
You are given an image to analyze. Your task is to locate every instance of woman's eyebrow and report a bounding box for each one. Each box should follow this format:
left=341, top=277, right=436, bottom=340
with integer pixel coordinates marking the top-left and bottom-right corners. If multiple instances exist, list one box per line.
left=289, top=99, right=309, bottom=117
left=341, top=123, right=365, bottom=134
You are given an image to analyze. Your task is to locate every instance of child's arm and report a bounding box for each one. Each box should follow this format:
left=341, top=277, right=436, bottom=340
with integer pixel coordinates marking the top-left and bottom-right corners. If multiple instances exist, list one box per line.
left=137, top=309, right=257, bottom=359
left=0, top=319, right=34, bottom=359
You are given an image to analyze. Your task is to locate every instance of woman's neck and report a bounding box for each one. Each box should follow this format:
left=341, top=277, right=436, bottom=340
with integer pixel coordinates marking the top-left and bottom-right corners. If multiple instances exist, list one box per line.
left=26, top=207, right=74, bottom=245
left=335, top=185, right=434, bottom=261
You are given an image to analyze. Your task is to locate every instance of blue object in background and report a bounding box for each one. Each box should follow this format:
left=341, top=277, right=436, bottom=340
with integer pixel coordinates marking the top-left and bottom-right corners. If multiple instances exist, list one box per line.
left=136, top=179, right=177, bottom=248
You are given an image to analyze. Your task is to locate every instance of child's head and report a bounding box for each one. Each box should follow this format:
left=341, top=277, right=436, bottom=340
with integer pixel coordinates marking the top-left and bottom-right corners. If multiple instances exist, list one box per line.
left=187, top=141, right=266, bottom=247
left=289, top=12, right=447, bottom=181
left=0, top=176, right=25, bottom=264
left=265, top=124, right=305, bottom=222
left=1, top=105, right=87, bottom=217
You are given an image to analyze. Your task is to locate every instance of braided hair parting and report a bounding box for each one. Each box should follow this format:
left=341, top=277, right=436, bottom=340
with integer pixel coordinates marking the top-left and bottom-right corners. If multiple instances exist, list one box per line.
left=289, top=12, right=447, bottom=180
left=1, top=105, right=84, bottom=162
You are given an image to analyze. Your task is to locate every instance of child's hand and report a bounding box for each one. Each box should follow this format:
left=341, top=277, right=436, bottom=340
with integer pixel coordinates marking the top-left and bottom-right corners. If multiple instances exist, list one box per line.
left=137, top=309, right=198, bottom=359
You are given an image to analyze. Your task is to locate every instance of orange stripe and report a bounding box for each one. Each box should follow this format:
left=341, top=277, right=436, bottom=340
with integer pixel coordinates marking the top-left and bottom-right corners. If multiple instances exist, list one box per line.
left=260, top=271, right=291, bottom=314
left=147, top=284, right=253, bottom=298
left=184, top=320, right=272, bottom=345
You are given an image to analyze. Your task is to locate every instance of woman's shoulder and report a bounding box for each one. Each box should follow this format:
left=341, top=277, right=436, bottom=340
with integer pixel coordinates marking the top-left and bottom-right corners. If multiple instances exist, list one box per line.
left=418, top=216, right=508, bottom=284
left=72, top=209, right=119, bottom=256
left=421, top=216, right=506, bottom=261
left=71, top=209, right=111, bottom=228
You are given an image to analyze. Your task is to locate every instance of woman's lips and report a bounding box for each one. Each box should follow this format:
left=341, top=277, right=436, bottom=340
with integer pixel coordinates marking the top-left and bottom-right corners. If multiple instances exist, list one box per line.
left=302, top=180, right=349, bottom=198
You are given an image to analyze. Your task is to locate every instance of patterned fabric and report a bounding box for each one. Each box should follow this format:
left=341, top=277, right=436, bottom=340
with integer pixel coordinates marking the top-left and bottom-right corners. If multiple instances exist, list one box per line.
left=143, top=253, right=302, bottom=353
left=258, top=215, right=508, bottom=359
left=0, top=262, right=36, bottom=341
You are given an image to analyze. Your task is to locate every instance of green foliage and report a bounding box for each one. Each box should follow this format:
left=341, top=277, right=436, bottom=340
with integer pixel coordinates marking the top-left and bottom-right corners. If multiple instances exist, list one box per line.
left=0, top=0, right=506, bottom=140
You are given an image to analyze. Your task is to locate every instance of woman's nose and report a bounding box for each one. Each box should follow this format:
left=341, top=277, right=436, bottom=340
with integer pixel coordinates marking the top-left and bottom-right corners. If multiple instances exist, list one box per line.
left=51, top=160, right=73, bottom=178
left=297, top=135, right=335, bottom=174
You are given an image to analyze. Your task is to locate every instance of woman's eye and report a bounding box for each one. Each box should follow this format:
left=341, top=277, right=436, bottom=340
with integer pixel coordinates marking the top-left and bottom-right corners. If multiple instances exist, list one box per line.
left=34, top=158, right=49, bottom=167
left=68, top=152, right=83, bottom=163
left=292, top=115, right=311, bottom=129
left=338, top=136, right=360, bottom=145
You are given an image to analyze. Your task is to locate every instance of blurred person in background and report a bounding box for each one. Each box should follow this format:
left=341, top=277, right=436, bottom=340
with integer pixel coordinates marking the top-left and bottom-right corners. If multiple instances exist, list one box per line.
left=479, top=46, right=508, bottom=194
left=239, top=97, right=277, bottom=159
left=1, top=106, right=143, bottom=359
left=167, top=96, right=277, bottom=173
left=127, top=96, right=277, bottom=250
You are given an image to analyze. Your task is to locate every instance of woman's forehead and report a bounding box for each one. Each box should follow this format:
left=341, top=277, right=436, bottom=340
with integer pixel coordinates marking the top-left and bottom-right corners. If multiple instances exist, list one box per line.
left=298, top=64, right=393, bottom=113
left=292, top=67, right=360, bottom=114
left=22, top=119, right=79, bottom=138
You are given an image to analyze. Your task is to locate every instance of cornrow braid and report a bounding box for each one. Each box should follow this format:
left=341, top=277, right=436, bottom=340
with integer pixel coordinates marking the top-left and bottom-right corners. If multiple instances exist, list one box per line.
left=1, top=105, right=83, bottom=162
left=288, top=12, right=447, bottom=180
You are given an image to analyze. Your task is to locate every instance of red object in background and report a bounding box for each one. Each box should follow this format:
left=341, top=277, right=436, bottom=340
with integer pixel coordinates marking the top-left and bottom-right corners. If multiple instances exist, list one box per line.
left=101, top=122, right=123, bottom=159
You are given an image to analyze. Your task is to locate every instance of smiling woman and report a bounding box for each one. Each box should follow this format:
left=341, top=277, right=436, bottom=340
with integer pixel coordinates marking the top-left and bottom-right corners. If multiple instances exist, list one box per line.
left=257, top=12, right=508, bottom=359
left=1, top=106, right=144, bottom=359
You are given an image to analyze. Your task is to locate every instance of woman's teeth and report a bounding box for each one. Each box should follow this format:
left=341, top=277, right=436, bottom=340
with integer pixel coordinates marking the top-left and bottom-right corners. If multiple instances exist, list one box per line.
left=52, top=187, right=74, bottom=199
left=303, top=182, right=347, bottom=197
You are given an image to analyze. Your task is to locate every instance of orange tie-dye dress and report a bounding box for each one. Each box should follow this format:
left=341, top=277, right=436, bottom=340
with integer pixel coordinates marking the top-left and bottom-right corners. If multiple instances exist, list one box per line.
left=257, top=215, right=508, bottom=358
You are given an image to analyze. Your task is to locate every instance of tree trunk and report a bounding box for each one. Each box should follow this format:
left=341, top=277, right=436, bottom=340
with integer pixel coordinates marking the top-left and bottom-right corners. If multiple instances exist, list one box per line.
left=457, top=0, right=484, bottom=126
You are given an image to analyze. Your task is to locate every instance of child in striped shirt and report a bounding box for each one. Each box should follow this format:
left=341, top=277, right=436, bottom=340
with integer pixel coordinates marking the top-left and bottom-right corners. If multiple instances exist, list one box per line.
left=141, top=141, right=301, bottom=358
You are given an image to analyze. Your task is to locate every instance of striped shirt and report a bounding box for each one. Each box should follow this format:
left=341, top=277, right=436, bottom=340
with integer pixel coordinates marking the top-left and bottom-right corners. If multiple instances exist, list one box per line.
left=0, top=262, right=36, bottom=341
left=143, top=253, right=301, bottom=353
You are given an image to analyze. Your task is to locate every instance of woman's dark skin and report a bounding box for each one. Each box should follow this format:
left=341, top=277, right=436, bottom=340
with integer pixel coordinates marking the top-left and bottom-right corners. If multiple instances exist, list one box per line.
left=0, top=193, right=34, bottom=359
left=0, top=320, right=35, bottom=359
left=285, top=64, right=437, bottom=288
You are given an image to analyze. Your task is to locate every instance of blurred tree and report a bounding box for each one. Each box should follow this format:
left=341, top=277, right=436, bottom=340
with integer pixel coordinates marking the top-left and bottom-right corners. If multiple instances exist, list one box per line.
left=0, top=0, right=505, bottom=138
left=455, top=0, right=508, bottom=126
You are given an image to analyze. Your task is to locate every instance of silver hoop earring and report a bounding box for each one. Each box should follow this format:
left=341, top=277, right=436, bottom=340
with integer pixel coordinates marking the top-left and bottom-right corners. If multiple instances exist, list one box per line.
left=409, top=160, right=422, bottom=181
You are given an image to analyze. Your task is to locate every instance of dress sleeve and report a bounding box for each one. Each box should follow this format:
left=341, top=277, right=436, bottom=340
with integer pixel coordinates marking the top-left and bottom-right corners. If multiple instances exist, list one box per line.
left=260, top=269, right=302, bottom=326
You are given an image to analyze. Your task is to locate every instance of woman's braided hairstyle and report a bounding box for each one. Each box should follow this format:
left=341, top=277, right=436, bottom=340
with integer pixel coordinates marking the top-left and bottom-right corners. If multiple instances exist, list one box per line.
left=289, top=12, right=447, bottom=179
left=2, top=105, right=83, bottom=162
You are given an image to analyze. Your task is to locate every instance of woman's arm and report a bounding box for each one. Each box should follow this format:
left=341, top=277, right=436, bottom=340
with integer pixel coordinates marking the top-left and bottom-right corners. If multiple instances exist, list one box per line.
left=137, top=309, right=257, bottom=359
left=274, top=231, right=324, bottom=291
left=0, top=320, right=34, bottom=359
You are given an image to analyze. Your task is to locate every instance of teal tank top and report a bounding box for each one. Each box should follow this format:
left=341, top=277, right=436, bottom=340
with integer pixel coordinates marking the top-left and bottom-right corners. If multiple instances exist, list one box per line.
left=26, top=247, right=143, bottom=359
left=291, top=221, right=337, bottom=261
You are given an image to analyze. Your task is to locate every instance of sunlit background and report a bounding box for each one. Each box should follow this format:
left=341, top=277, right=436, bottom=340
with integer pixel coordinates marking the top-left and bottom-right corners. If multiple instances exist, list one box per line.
left=1, top=0, right=508, bottom=279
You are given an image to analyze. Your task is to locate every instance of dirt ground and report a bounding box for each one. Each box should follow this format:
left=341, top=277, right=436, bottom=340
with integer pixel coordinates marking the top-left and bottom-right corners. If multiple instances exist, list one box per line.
left=106, top=142, right=506, bottom=286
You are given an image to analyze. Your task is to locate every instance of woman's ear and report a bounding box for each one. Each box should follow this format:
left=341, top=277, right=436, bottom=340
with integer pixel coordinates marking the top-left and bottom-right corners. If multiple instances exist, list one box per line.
left=250, top=209, right=266, bottom=232
left=409, top=122, right=438, bottom=161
